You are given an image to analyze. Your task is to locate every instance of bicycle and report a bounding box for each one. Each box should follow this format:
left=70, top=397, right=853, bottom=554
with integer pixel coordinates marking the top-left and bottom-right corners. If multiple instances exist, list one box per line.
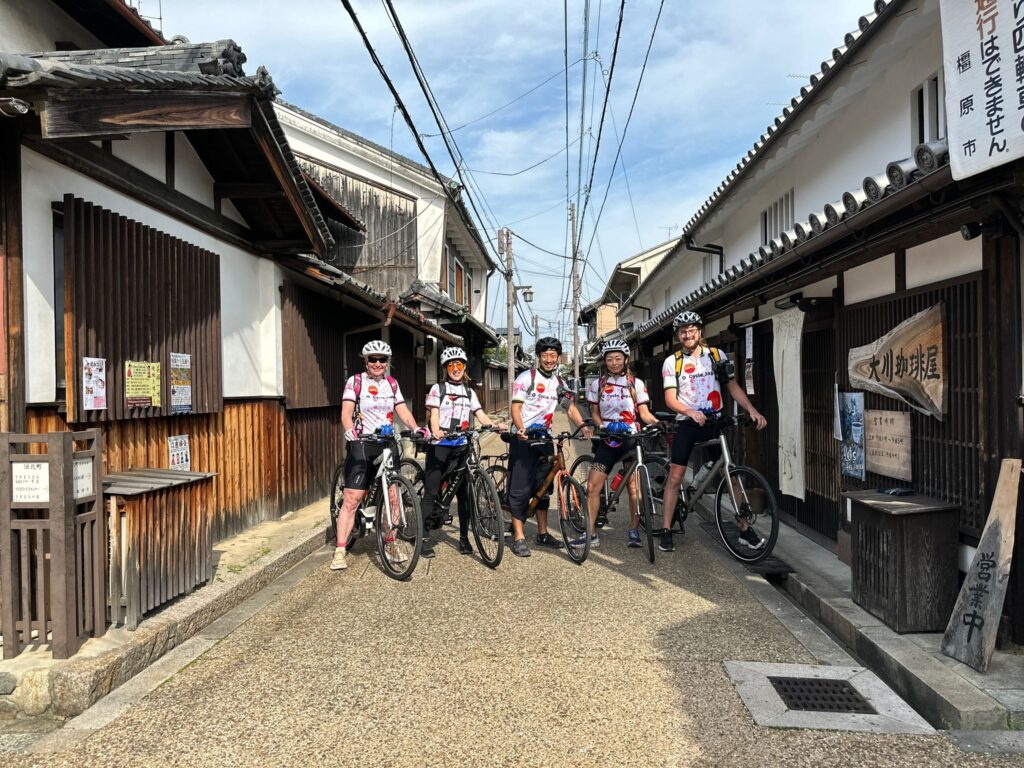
left=328, top=427, right=425, bottom=580
left=570, top=422, right=664, bottom=562
left=668, top=411, right=780, bottom=563
left=481, top=451, right=513, bottom=537
left=517, top=424, right=592, bottom=564
left=410, top=426, right=506, bottom=568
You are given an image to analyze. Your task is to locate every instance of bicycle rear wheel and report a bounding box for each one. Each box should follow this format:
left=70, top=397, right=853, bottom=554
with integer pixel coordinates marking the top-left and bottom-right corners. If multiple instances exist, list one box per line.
left=485, top=465, right=513, bottom=537
left=328, top=463, right=361, bottom=551
left=400, top=457, right=424, bottom=492
left=636, top=465, right=656, bottom=564
left=643, top=456, right=687, bottom=532
left=375, top=474, right=423, bottom=580
left=569, top=453, right=608, bottom=527
left=558, top=476, right=591, bottom=564
left=714, top=466, right=779, bottom=563
left=470, top=470, right=504, bottom=568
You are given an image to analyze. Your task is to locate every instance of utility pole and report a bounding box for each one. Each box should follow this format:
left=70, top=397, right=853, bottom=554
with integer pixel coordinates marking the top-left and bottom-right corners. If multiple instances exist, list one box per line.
left=502, top=228, right=515, bottom=414
left=532, top=314, right=539, bottom=352
left=569, top=202, right=581, bottom=386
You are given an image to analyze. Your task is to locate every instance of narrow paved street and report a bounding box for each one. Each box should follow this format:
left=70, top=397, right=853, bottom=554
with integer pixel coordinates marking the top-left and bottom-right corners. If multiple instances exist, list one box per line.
left=7, top=473, right=1016, bottom=766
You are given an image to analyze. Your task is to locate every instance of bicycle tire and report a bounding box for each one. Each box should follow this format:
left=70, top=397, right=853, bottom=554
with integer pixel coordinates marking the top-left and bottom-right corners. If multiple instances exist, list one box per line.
left=569, top=453, right=608, bottom=526
left=470, top=470, right=504, bottom=568
left=713, top=466, right=779, bottom=563
left=644, top=455, right=687, bottom=532
left=558, top=476, right=591, bottom=564
left=328, top=462, right=362, bottom=551
left=375, top=474, right=423, bottom=580
left=400, top=457, right=424, bottom=492
left=637, top=465, right=656, bottom=564
left=485, top=465, right=513, bottom=537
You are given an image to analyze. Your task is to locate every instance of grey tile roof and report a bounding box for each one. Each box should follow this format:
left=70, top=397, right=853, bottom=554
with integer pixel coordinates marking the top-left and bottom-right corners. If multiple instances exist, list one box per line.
left=401, top=280, right=499, bottom=344
left=630, top=138, right=950, bottom=340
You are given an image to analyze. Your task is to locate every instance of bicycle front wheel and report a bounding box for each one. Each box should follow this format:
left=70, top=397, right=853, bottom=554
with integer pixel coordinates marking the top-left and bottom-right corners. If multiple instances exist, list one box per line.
left=714, top=466, right=779, bottom=563
left=375, top=474, right=423, bottom=580
left=470, top=470, right=504, bottom=568
left=558, top=476, right=591, bottom=564
left=636, top=465, right=656, bottom=564
left=485, top=465, right=513, bottom=537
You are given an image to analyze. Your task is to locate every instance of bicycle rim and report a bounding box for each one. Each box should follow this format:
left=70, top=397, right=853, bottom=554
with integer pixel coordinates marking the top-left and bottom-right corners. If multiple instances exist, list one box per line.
left=375, top=474, right=423, bottom=580
left=714, top=466, right=779, bottom=563
left=470, top=470, right=504, bottom=568
left=329, top=463, right=344, bottom=545
left=486, top=465, right=513, bottom=537
left=558, top=476, right=591, bottom=564
left=637, top=466, right=656, bottom=564
left=400, top=457, right=424, bottom=494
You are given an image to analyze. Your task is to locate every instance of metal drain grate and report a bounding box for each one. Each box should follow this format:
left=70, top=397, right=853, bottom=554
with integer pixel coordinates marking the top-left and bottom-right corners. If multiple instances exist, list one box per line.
left=768, top=676, right=877, bottom=714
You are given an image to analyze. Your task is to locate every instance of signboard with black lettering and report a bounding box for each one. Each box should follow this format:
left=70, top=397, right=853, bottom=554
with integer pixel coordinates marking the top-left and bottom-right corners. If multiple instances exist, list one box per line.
left=940, top=0, right=1024, bottom=180
left=942, top=458, right=1021, bottom=672
left=865, top=410, right=912, bottom=481
left=848, top=303, right=946, bottom=420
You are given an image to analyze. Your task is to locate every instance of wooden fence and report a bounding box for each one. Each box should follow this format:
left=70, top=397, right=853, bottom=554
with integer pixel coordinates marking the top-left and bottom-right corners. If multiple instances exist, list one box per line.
left=0, top=430, right=104, bottom=659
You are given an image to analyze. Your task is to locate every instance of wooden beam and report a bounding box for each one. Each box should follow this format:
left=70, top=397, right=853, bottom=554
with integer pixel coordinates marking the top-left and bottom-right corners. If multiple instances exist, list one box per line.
left=213, top=183, right=285, bottom=199
left=39, top=91, right=252, bottom=140
left=0, top=124, right=25, bottom=432
left=252, top=240, right=310, bottom=253
left=24, top=136, right=256, bottom=253
left=165, top=131, right=175, bottom=189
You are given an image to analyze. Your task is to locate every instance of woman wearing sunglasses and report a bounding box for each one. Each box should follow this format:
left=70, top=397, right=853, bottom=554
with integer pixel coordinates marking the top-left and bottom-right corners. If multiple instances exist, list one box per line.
left=421, top=347, right=507, bottom=557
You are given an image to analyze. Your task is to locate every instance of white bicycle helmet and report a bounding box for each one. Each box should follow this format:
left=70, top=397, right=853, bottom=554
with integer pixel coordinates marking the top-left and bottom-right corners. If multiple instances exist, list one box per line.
left=361, top=340, right=392, bottom=357
left=440, top=346, right=467, bottom=365
left=672, top=310, right=703, bottom=329
left=601, top=339, right=630, bottom=357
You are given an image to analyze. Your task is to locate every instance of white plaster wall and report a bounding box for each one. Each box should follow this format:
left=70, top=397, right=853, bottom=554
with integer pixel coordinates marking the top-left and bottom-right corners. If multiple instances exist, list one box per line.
left=112, top=133, right=166, bottom=184
left=906, top=232, right=982, bottom=289
left=844, top=254, right=896, bottom=305
left=0, top=0, right=103, bottom=52
left=803, top=276, right=838, bottom=299
left=20, top=148, right=279, bottom=403
left=174, top=132, right=215, bottom=209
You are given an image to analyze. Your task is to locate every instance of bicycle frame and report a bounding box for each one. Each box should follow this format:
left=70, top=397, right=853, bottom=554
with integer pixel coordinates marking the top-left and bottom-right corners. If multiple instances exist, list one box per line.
left=356, top=436, right=403, bottom=530
left=595, top=434, right=647, bottom=513
left=683, top=430, right=743, bottom=516
left=433, top=433, right=484, bottom=508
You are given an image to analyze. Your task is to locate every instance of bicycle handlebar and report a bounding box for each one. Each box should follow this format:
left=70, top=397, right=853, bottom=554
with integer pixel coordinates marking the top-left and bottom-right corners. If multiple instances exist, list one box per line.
left=652, top=409, right=754, bottom=428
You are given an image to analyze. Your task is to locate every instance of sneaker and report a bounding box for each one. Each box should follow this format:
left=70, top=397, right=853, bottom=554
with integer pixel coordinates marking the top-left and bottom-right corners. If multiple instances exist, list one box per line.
left=458, top=538, right=473, bottom=555
left=330, top=546, right=348, bottom=571
left=511, top=538, right=531, bottom=557
left=627, top=529, right=641, bottom=548
left=658, top=529, right=674, bottom=552
left=569, top=533, right=599, bottom=548
left=385, top=541, right=409, bottom=563
left=421, top=539, right=435, bottom=559
left=738, top=527, right=765, bottom=550
left=535, top=532, right=564, bottom=549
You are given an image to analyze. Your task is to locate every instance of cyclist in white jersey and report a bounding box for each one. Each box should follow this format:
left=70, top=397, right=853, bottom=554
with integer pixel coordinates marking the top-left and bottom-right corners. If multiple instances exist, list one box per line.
left=420, top=346, right=507, bottom=558
left=331, top=340, right=425, bottom=572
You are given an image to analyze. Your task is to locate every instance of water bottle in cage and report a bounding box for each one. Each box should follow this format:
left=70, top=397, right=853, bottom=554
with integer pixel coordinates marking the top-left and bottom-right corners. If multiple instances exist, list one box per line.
left=610, top=467, right=627, bottom=491
left=693, top=460, right=715, bottom=489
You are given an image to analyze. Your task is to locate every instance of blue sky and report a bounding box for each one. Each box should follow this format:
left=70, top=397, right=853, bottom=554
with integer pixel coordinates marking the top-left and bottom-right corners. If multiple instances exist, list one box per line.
left=158, top=0, right=873, bottom=344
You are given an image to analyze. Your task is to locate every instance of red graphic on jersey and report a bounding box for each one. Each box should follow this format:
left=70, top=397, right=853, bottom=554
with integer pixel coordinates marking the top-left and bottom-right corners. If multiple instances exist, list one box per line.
left=621, top=411, right=635, bottom=424
left=536, top=383, right=546, bottom=393
left=387, top=412, right=395, bottom=423
left=461, top=420, right=469, bottom=429
left=707, top=391, right=722, bottom=411
left=368, top=385, right=379, bottom=396
left=448, top=395, right=458, bottom=401
left=544, top=413, right=553, bottom=427
left=683, top=362, right=696, bottom=374
left=604, top=385, right=615, bottom=394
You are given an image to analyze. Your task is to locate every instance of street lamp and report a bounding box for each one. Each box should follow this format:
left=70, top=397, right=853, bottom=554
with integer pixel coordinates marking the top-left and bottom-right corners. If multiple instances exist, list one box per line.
left=516, top=285, right=534, bottom=303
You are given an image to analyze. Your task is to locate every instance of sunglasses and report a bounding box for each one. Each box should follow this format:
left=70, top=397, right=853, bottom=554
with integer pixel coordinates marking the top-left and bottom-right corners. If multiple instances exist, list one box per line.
left=446, top=361, right=466, bottom=370
left=366, top=356, right=389, bottom=364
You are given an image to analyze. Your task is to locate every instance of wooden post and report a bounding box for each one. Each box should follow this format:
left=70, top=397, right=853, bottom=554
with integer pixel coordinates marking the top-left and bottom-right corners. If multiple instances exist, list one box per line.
left=48, top=431, right=77, bottom=659
left=0, top=434, right=17, bottom=658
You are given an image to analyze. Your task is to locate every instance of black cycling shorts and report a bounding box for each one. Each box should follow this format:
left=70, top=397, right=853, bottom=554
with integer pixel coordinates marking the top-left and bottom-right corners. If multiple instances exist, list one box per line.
left=344, top=442, right=384, bottom=491
left=670, top=420, right=721, bottom=467
left=591, top=438, right=633, bottom=475
left=506, top=437, right=554, bottom=521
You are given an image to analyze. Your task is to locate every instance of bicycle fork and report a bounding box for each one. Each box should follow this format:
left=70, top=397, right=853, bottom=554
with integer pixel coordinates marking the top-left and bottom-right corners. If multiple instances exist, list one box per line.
left=717, top=438, right=754, bottom=525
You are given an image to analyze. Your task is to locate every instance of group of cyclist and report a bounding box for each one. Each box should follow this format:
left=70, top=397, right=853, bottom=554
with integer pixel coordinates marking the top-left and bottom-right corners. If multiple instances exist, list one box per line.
left=331, top=309, right=767, bottom=572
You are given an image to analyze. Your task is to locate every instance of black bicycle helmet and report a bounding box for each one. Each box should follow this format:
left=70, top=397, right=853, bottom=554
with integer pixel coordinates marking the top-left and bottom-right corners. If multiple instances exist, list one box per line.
left=535, top=336, right=563, bottom=354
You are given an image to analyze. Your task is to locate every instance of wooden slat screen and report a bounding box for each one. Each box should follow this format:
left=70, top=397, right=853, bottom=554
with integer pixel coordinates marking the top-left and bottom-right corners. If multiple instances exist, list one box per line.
left=63, top=195, right=222, bottom=423
left=837, top=274, right=986, bottom=537
left=281, top=281, right=346, bottom=409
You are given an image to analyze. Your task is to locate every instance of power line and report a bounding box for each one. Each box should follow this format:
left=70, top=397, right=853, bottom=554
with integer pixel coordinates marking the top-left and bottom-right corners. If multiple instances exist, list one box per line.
left=596, top=57, right=644, bottom=252
left=337, top=0, right=503, bottom=276
left=468, top=134, right=582, bottom=177
left=420, top=56, right=592, bottom=137
left=509, top=231, right=573, bottom=259
left=574, top=0, right=592, bottom=219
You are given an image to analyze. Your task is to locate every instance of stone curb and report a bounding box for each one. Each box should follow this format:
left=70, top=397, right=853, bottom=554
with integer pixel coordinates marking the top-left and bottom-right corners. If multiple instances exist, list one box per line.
left=780, top=568, right=1009, bottom=730
left=40, top=524, right=328, bottom=719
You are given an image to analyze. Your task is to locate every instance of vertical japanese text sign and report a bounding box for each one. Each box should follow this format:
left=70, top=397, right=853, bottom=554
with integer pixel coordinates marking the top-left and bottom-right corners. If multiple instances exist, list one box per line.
left=940, top=0, right=1024, bottom=179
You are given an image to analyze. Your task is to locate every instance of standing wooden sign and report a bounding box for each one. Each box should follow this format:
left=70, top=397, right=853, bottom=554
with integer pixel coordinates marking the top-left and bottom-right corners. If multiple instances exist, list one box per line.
left=864, top=410, right=912, bottom=481
left=942, top=459, right=1021, bottom=672
left=848, top=303, right=946, bottom=420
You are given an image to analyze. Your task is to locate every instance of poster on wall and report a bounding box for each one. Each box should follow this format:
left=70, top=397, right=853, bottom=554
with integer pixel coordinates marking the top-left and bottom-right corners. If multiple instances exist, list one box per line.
left=170, top=353, right=192, bottom=414
left=848, top=303, right=946, bottom=420
left=939, top=0, right=1024, bottom=180
left=125, top=361, right=161, bottom=408
left=839, top=392, right=865, bottom=481
left=865, top=410, right=912, bottom=482
left=82, top=357, right=107, bottom=410
left=168, top=434, right=191, bottom=472
left=744, top=360, right=755, bottom=395
left=11, top=461, right=48, bottom=504
left=745, top=326, right=754, bottom=359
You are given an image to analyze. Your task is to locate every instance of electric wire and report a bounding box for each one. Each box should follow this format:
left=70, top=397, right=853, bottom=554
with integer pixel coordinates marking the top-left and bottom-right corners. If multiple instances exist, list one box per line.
left=468, top=134, right=582, bottom=177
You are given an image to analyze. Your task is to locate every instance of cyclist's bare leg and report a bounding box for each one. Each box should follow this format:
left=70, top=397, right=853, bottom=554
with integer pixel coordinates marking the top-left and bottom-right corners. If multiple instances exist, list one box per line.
left=536, top=507, right=549, bottom=537
left=512, top=517, right=526, bottom=541
left=627, top=473, right=640, bottom=529
left=661, top=463, right=687, bottom=530
left=336, top=487, right=367, bottom=547
left=385, top=482, right=402, bottom=531
left=586, top=468, right=608, bottom=532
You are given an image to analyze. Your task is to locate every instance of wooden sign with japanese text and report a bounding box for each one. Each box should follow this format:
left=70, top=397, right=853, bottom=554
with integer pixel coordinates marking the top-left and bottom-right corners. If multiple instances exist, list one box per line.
left=848, top=303, right=946, bottom=420
left=864, top=410, right=912, bottom=481
left=942, top=459, right=1021, bottom=672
